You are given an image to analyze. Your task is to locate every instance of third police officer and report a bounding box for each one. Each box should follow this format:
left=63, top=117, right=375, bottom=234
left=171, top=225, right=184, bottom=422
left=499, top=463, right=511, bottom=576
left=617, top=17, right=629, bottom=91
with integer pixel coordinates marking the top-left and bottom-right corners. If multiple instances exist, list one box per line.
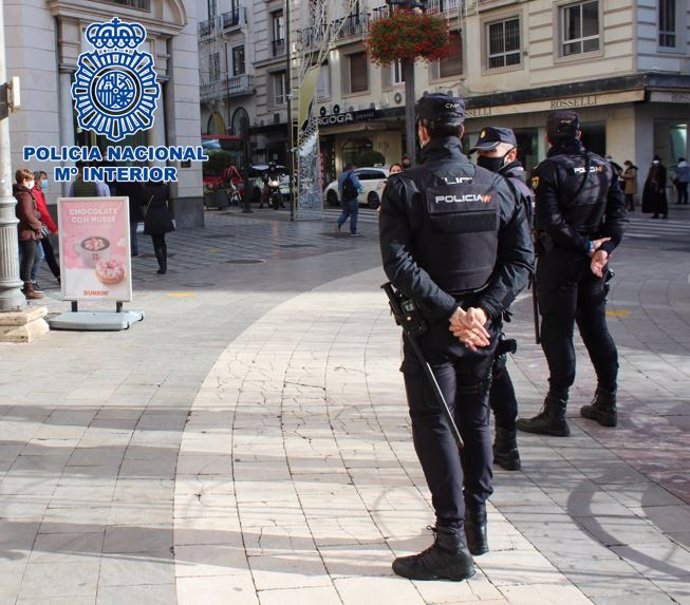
left=379, top=93, right=533, bottom=582
left=471, top=126, right=535, bottom=471
left=516, top=110, right=626, bottom=437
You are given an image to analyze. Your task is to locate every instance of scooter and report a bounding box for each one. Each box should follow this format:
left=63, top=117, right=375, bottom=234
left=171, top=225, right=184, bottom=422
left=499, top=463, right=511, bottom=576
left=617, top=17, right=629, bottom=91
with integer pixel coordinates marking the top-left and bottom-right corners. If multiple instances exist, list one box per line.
left=266, top=177, right=284, bottom=210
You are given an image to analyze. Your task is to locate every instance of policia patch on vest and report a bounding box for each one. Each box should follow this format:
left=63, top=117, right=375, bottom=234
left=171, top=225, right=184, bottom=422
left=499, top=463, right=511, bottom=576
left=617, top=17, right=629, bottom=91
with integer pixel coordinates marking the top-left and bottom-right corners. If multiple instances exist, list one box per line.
left=426, top=183, right=499, bottom=233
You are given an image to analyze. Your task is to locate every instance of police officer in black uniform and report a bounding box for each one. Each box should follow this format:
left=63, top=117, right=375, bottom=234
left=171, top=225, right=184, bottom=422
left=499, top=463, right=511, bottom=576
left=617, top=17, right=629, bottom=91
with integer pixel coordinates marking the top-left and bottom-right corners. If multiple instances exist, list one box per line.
left=379, top=93, right=533, bottom=581
left=516, top=110, right=626, bottom=437
left=471, top=126, right=535, bottom=471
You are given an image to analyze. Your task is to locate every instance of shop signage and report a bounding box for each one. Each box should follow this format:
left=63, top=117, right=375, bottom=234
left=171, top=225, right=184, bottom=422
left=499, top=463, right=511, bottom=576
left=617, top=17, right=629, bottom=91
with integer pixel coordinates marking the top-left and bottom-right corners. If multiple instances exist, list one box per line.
left=58, top=197, right=132, bottom=303
left=649, top=91, right=690, bottom=104
left=319, top=108, right=379, bottom=127
left=550, top=95, right=598, bottom=109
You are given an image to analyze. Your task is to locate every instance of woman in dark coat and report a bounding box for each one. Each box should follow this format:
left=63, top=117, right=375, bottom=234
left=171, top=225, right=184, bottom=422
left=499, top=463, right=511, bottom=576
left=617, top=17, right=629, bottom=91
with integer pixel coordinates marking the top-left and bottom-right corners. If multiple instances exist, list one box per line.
left=14, top=168, right=44, bottom=299
left=642, top=155, right=668, bottom=218
left=143, top=182, right=174, bottom=274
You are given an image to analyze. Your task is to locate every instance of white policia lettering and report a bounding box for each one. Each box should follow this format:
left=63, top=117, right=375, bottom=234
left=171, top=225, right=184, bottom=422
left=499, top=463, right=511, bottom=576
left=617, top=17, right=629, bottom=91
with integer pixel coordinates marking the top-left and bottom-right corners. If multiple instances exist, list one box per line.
left=443, top=176, right=473, bottom=184
left=435, top=194, right=492, bottom=204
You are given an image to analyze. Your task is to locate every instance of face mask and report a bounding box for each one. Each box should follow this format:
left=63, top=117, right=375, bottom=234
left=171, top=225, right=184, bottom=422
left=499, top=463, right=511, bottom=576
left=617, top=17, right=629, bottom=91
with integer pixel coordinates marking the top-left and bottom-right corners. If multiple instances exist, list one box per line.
left=26, top=180, right=35, bottom=190
left=477, top=153, right=508, bottom=173
left=41, top=179, right=48, bottom=189
left=652, top=160, right=659, bottom=165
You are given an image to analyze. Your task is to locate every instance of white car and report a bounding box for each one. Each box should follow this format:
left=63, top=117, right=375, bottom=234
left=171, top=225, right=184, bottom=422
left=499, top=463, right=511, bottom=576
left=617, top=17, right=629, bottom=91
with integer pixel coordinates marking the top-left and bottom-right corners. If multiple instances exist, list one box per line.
left=324, top=167, right=389, bottom=209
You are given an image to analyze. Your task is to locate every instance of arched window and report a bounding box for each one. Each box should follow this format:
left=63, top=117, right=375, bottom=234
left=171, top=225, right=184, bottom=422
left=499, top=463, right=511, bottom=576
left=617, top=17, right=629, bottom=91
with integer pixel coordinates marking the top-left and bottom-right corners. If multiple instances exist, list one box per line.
left=207, top=112, right=226, bottom=135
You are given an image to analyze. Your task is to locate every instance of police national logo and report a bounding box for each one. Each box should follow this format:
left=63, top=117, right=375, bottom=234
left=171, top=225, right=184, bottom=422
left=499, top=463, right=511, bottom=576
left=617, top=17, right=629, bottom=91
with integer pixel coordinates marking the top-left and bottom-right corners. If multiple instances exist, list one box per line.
left=72, top=18, right=160, bottom=142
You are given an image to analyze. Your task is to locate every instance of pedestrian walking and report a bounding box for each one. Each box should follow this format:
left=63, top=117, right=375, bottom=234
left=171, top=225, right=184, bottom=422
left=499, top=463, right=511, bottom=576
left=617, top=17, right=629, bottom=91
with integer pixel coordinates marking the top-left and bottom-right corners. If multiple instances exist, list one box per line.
left=379, top=93, right=533, bottom=581
left=336, top=162, right=363, bottom=236
left=641, top=155, right=668, bottom=218
left=673, top=158, right=689, bottom=205
left=143, top=182, right=175, bottom=274
left=14, top=168, right=44, bottom=300
left=621, top=160, right=638, bottom=211
left=516, top=110, right=626, bottom=438
left=30, top=171, right=60, bottom=286
left=471, top=126, right=535, bottom=471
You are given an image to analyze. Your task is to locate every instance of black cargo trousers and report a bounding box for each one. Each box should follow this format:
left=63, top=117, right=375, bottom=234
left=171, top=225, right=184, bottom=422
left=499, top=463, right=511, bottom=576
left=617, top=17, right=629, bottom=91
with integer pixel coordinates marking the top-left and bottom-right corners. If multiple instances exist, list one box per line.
left=401, top=318, right=498, bottom=528
left=536, top=248, right=618, bottom=400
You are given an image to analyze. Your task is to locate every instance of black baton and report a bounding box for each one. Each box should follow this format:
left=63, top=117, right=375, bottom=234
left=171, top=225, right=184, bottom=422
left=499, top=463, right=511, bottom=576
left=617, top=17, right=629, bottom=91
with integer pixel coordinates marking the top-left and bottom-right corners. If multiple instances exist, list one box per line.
left=381, top=283, right=464, bottom=450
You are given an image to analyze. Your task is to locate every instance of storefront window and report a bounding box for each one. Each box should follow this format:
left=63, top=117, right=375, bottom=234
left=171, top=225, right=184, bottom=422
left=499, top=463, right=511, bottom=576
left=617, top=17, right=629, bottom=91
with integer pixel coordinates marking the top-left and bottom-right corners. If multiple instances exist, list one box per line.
left=342, top=137, right=373, bottom=167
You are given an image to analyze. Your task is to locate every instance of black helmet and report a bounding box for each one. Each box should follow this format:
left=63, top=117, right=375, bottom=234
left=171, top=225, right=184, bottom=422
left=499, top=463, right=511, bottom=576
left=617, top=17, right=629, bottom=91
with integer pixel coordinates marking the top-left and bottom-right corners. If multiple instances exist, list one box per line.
left=415, top=92, right=465, bottom=129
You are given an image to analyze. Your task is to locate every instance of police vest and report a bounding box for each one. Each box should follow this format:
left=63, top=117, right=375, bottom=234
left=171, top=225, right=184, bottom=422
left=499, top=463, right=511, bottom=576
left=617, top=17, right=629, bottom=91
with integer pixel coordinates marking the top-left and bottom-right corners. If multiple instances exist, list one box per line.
left=553, top=152, right=610, bottom=234
left=416, top=168, right=500, bottom=295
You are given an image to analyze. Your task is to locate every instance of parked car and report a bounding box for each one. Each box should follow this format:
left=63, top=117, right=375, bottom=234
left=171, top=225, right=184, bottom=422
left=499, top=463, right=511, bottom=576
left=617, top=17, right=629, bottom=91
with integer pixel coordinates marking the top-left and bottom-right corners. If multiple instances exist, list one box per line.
left=324, top=167, right=389, bottom=209
left=248, top=164, right=290, bottom=203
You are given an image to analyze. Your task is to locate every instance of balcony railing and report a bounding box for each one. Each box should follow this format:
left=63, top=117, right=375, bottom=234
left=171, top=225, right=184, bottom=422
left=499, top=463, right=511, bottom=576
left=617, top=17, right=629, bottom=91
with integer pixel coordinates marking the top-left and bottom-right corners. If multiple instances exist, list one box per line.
left=272, top=38, right=286, bottom=56
left=426, top=0, right=461, bottom=15
left=300, top=26, right=326, bottom=49
left=222, top=8, right=246, bottom=30
left=336, top=14, right=368, bottom=40
left=198, top=17, right=218, bottom=38
left=200, top=74, right=255, bottom=102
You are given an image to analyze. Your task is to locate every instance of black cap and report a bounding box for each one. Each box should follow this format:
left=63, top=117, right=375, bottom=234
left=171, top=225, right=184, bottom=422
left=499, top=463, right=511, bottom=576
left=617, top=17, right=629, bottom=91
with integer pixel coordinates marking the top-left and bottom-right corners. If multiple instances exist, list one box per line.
left=416, top=92, right=465, bottom=128
left=470, top=127, right=517, bottom=152
left=546, top=110, right=580, bottom=138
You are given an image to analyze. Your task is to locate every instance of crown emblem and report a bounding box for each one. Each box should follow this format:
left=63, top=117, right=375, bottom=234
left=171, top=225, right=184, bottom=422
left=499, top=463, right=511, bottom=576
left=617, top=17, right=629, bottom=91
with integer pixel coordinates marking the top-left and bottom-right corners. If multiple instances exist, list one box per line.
left=86, top=18, right=146, bottom=52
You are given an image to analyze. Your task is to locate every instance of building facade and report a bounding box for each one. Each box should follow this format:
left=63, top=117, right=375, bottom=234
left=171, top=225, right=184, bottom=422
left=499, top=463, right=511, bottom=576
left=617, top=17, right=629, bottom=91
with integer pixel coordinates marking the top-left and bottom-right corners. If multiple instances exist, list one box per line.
left=200, top=0, right=690, bottom=190
left=4, top=0, right=204, bottom=227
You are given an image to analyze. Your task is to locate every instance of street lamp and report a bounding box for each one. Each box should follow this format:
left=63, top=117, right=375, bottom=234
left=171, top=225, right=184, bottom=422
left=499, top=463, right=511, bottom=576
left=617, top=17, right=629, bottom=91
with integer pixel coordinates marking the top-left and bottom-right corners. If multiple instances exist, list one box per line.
left=0, top=0, right=26, bottom=312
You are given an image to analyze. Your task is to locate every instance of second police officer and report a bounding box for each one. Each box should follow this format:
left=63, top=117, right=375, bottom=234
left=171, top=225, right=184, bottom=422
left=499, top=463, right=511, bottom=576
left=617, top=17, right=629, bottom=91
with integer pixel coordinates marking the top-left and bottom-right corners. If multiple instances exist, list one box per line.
left=379, top=93, right=534, bottom=582
left=516, top=110, right=627, bottom=437
left=470, top=126, right=535, bottom=471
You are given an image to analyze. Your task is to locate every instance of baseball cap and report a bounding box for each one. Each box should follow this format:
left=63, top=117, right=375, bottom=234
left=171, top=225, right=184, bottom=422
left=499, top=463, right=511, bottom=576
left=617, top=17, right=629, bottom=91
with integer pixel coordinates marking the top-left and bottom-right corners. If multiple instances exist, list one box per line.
left=470, top=126, right=517, bottom=152
left=416, top=92, right=465, bottom=128
left=546, top=110, right=580, bottom=138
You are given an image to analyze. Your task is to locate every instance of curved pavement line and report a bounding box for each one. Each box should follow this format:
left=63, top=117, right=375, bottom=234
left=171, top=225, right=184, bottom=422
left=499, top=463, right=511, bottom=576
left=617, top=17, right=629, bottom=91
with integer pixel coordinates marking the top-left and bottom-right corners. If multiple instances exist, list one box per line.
left=173, top=267, right=592, bottom=605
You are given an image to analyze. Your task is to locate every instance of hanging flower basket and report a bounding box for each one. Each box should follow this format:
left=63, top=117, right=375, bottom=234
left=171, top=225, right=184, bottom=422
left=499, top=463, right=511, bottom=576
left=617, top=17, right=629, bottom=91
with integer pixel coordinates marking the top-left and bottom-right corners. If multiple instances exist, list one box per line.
left=366, top=9, right=451, bottom=66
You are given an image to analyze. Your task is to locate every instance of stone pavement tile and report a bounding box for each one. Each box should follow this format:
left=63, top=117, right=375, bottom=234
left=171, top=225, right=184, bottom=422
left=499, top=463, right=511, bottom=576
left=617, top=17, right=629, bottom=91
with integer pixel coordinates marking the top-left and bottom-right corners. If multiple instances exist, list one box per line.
left=308, top=514, right=385, bottom=547
left=498, top=584, right=592, bottom=605
left=103, top=526, right=172, bottom=554
left=96, top=583, right=176, bottom=605
left=175, top=543, right=249, bottom=577
left=17, top=560, right=100, bottom=600
left=111, top=478, right=173, bottom=503
left=609, top=542, right=690, bottom=581
left=108, top=501, right=174, bottom=526
left=586, top=595, right=678, bottom=605
left=0, top=475, right=59, bottom=496
left=576, top=514, right=673, bottom=547
left=258, top=585, right=343, bottom=605
left=17, top=598, right=94, bottom=605
left=176, top=574, right=259, bottom=605
left=29, top=531, right=103, bottom=564
left=335, top=576, right=427, bottom=605
left=98, top=553, right=174, bottom=586
left=248, top=552, right=330, bottom=591
left=478, top=549, right=574, bottom=587
left=318, top=544, right=393, bottom=578
left=608, top=483, right=685, bottom=509
left=414, top=569, right=506, bottom=604
left=41, top=506, right=111, bottom=528
left=0, top=559, right=27, bottom=604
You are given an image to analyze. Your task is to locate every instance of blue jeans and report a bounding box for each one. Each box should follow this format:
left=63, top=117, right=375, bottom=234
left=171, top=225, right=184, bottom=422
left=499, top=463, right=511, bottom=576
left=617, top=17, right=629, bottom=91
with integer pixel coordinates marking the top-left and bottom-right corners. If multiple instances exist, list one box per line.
left=337, top=197, right=359, bottom=234
left=30, top=241, right=45, bottom=282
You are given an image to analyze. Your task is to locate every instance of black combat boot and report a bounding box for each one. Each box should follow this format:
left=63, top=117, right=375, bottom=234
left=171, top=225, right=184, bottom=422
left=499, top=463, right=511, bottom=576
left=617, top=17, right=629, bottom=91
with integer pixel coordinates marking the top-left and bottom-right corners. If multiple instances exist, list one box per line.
left=516, top=395, right=570, bottom=437
left=493, top=427, right=521, bottom=471
left=464, top=506, right=488, bottom=556
left=392, top=526, right=475, bottom=581
left=580, top=389, right=617, bottom=427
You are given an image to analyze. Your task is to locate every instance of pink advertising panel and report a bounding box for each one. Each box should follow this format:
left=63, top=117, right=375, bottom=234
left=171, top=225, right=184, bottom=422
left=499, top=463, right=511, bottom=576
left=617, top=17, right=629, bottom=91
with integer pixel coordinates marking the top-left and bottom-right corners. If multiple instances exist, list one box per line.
left=58, top=197, right=132, bottom=302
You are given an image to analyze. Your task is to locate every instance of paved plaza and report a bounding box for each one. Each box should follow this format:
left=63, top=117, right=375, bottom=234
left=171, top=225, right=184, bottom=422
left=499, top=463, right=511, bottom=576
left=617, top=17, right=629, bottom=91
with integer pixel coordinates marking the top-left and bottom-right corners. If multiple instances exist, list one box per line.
left=1, top=204, right=690, bottom=604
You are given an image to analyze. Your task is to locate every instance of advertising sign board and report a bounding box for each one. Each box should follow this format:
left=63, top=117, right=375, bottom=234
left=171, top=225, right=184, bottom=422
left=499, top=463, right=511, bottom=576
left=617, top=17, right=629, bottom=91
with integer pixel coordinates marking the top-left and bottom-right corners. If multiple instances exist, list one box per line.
left=58, top=197, right=132, bottom=302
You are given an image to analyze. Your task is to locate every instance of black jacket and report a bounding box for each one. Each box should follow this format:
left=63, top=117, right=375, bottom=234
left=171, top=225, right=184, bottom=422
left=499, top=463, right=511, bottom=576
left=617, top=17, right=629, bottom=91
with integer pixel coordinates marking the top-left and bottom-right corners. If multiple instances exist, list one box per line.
left=500, top=160, right=534, bottom=227
left=379, top=136, right=534, bottom=321
left=533, top=140, right=626, bottom=256
left=143, top=184, right=174, bottom=235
